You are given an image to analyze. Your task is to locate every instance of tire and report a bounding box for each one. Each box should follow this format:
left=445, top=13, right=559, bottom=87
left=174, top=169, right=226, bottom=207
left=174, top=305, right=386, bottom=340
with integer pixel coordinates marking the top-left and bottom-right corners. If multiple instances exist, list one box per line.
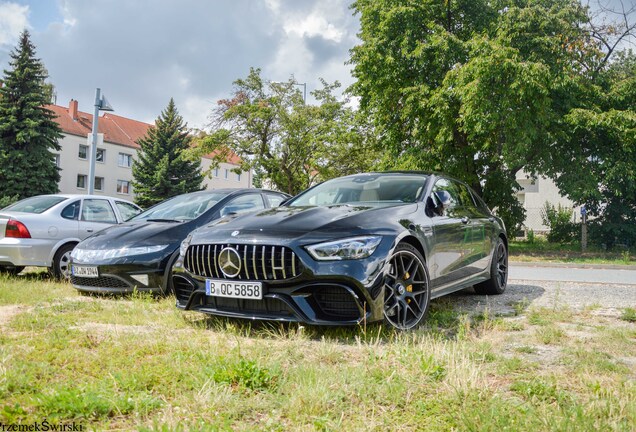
left=383, top=243, right=431, bottom=330
left=474, top=237, right=508, bottom=295
left=161, top=250, right=181, bottom=296
left=50, top=243, right=76, bottom=280
left=0, top=266, right=25, bottom=276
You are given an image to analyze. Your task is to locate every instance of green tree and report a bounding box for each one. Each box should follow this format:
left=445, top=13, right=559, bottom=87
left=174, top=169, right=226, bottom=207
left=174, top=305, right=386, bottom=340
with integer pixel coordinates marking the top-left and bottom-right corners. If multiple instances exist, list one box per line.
left=0, top=30, right=62, bottom=200
left=132, top=98, right=203, bottom=207
left=197, top=68, right=375, bottom=195
left=348, top=0, right=629, bottom=234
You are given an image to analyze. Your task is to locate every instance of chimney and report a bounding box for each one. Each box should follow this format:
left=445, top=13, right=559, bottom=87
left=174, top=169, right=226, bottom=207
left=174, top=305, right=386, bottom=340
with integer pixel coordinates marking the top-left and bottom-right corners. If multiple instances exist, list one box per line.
left=69, top=99, right=78, bottom=120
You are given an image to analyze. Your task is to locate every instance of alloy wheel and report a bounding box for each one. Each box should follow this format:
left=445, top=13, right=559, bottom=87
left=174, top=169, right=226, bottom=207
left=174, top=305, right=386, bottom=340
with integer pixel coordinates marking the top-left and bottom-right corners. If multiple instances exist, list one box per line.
left=383, top=248, right=429, bottom=330
left=496, top=242, right=508, bottom=288
left=58, top=250, right=72, bottom=279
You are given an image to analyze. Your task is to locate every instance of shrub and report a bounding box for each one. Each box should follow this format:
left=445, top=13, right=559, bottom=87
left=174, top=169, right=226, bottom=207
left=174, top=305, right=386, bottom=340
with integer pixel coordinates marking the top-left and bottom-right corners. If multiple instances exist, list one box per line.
left=541, top=202, right=578, bottom=243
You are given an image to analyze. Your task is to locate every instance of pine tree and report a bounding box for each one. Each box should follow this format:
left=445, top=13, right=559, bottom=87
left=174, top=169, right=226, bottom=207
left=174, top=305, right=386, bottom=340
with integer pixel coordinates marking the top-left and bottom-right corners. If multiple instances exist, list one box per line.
left=132, top=98, right=203, bottom=207
left=0, top=30, right=62, bottom=201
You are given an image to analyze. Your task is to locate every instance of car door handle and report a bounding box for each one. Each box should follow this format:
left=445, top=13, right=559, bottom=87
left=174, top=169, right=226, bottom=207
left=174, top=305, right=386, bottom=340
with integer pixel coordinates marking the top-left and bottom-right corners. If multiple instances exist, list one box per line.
left=461, top=216, right=470, bottom=224
left=86, top=228, right=94, bottom=232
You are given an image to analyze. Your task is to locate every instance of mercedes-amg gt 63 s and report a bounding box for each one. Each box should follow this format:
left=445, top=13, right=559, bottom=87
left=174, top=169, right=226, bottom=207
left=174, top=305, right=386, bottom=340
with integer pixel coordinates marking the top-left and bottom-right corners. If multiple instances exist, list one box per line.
left=172, top=172, right=508, bottom=330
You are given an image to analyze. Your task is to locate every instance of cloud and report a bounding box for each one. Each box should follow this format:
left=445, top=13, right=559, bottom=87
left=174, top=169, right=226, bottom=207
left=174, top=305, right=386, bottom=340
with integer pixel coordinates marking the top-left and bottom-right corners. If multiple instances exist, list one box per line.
left=0, top=2, right=29, bottom=47
left=1, top=0, right=359, bottom=129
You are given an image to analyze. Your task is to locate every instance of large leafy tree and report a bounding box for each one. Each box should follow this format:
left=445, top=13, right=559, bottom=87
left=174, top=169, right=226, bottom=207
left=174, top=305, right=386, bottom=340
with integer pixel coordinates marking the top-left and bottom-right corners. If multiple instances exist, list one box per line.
left=0, top=30, right=62, bottom=202
left=197, top=68, right=375, bottom=195
left=348, top=0, right=632, bottom=235
left=132, top=98, right=203, bottom=207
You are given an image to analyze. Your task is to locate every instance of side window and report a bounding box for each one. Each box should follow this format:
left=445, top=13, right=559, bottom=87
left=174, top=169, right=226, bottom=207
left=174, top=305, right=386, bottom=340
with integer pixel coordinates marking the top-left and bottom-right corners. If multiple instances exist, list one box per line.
left=453, top=181, right=475, bottom=209
left=220, top=194, right=265, bottom=217
left=116, top=201, right=142, bottom=221
left=265, top=193, right=286, bottom=208
left=81, top=199, right=117, bottom=224
left=61, top=201, right=80, bottom=220
left=432, top=179, right=462, bottom=210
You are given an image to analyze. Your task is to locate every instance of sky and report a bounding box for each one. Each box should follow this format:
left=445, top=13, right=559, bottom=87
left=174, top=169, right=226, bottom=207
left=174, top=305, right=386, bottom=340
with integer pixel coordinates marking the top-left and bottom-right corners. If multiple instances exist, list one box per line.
left=0, top=0, right=360, bottom=128
left=0, top=1, right=633, bottom=130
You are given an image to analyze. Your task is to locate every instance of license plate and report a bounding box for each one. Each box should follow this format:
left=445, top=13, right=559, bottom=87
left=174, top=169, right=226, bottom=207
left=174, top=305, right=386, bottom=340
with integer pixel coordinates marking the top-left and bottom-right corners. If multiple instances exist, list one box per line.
left=72, top=265, right=99, bottom=278
left=205, top=279, right=263, bottom=300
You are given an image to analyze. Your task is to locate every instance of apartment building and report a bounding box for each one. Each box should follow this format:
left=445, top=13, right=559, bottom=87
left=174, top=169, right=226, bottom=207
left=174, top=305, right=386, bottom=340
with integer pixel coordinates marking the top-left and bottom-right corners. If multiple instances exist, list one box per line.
left=48, top=100, right=250, bottom=199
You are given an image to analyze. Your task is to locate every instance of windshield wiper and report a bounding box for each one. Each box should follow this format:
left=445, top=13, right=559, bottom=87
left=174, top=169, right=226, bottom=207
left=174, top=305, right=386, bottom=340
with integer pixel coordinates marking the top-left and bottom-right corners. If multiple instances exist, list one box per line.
left=145, top=218, right=184, bottom=223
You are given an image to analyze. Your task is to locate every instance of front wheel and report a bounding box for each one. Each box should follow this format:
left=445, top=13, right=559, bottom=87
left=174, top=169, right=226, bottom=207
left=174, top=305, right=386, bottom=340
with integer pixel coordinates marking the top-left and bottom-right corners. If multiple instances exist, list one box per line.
left=383, top=243, right=431, bottom=330
left=474, top=237, right=508, bottom=295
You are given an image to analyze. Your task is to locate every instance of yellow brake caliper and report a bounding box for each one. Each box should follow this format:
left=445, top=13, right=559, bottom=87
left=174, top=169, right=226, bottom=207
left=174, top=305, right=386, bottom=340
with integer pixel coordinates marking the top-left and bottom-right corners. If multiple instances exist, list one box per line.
left=405, top=272, right=413, bottom=303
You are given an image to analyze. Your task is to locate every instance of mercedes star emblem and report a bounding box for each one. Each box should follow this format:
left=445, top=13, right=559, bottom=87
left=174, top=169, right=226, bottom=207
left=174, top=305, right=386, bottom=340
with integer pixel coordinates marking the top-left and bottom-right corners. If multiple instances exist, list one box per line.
left=218, top=247, right=242, bottom=278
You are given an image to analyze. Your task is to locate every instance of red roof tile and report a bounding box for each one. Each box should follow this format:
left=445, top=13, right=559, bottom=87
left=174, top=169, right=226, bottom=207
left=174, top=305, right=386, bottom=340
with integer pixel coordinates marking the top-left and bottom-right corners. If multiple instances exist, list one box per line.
left=47, top=101, right=242, bottom=165
left=46, top=103, right=151, bottom=149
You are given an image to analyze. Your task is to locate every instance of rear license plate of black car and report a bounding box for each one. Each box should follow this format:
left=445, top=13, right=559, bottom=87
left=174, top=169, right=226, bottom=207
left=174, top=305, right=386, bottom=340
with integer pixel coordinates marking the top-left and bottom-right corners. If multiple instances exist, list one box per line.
left=205, top=279, right=263, bottom=300
left=72, top=265, right=99, bottom=278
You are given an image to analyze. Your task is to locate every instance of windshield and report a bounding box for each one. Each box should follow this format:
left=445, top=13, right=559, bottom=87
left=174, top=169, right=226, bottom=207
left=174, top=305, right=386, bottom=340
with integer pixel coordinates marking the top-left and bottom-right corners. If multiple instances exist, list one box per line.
left=3, top=196, right=67, bottom=213
left=289, top=174, right=428, bottom=207
left=133, top=192, right=227, bottom=222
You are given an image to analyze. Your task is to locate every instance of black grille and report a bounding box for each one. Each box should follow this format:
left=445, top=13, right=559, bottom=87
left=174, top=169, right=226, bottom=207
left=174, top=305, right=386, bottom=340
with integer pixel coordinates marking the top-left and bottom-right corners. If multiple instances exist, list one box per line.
left=71, top=275, right=130, bottom=289
left=314, top=286, right=360, bottom=319
left=184, top=244, right=302, bottom=281
left=173, top=275, right=195, bottom=305
left=207, top=296, right=294, bottom=316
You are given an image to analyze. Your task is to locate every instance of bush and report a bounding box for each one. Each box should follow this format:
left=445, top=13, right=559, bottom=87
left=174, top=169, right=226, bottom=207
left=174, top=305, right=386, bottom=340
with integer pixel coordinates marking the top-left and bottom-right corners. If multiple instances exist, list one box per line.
left=0, top=195, right=19, bottom=209
left=541, top=202, right=578, bottom=243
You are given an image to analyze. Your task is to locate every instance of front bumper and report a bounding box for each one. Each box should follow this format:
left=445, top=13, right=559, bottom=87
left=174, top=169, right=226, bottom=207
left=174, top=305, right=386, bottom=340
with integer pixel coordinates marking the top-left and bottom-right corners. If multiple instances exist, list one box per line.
left=0, top=237, right=56, bottom=267
left=70, top=262, right=165, bottom=294
left=172, top=242, right=392, bottom=325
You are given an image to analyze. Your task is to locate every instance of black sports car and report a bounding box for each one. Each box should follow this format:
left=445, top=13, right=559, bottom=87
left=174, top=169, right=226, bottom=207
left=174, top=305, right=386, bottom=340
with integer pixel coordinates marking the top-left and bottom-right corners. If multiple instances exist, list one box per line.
left=172, top=173, right=508, bottom=330
left=70, top=189, right=289, bottom=294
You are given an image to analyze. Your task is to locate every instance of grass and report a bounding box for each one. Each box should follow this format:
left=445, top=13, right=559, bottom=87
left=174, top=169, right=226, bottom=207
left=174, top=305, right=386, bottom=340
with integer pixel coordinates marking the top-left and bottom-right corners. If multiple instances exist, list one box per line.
left=0, top=270, right=635, bottom=430
left=509, top=238, right=636, bottom=265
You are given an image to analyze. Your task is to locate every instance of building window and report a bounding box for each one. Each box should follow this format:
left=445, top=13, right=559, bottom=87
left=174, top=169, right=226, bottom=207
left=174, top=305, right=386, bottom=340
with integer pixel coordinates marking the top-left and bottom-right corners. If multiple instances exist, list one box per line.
left=214, top=168, right=219, bottom=177
left=224, top=169, right=229, bottom=179
left=236, top=172, right=241, bottom=182
left=53, top=154, right=60, bottom=167
left=77, top=174, right=87, bottom=189
left=118, top=152, right=132, bottom=168
left=78, top=145, right=88, bottom=160
left=94, top=177, right=104, bottom=191
left=96, top=148, right=105, bottom=163
left=117, top=180, right=130, bottom=194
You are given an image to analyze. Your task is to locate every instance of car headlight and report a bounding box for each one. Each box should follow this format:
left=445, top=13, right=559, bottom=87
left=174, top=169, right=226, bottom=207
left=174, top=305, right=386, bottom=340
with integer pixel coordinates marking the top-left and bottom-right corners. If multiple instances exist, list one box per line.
left=71, top=245, right=169, bottom=262
left=306, top=236, right=382, bottom=261
left=180, top=234, right=193, bottom=258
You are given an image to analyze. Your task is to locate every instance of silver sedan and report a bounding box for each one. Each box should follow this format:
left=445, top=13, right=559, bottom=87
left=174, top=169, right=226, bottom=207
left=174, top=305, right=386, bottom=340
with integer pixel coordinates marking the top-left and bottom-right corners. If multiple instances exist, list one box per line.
left=0, top=194, right=142, bottom=278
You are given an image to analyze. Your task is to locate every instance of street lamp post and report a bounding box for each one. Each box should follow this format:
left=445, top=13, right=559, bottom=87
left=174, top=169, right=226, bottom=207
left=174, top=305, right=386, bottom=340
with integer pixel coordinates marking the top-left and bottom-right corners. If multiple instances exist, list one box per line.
left=88, top=88, right=114, bottom=194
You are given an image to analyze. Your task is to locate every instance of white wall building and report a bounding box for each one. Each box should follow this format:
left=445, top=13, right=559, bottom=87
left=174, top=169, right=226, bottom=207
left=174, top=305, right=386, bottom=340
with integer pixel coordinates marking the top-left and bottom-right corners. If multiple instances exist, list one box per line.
left=516, top=170, right=580, bottom=233
left=48, top=100, right=250, bottom=199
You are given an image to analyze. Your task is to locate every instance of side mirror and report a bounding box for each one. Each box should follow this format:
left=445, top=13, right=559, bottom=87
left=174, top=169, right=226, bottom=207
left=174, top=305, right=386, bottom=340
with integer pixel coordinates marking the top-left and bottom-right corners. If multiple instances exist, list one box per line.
left=434, top=190, right=452, bottom=212
left=220, top=207, right=238, bottom=217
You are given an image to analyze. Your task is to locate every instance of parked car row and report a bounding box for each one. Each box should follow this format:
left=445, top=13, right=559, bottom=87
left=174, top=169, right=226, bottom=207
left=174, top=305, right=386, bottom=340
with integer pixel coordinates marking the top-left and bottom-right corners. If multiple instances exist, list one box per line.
left=1, top=172, right=508, bottom=330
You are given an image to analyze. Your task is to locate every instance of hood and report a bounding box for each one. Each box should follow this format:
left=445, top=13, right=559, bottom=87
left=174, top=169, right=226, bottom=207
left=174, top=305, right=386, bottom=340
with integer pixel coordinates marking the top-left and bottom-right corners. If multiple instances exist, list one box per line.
left=193, top=203, right=418, bottom=243
left=77, top=220, right=191, bottom=250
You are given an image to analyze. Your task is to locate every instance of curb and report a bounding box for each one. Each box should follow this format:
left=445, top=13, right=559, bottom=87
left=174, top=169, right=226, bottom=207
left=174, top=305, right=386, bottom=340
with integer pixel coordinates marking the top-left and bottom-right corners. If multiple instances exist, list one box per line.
left=509, top=261, right=636, bottom=270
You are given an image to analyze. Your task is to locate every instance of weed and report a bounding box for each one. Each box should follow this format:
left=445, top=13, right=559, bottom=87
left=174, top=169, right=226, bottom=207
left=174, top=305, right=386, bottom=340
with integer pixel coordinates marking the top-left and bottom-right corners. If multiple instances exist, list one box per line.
left=621, top=307, right=636, bottom=323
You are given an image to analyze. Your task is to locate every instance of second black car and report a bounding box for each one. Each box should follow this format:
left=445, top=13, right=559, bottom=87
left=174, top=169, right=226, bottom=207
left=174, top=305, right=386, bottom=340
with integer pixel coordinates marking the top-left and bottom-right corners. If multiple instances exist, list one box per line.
left=70, top=189, right=288, bottom=294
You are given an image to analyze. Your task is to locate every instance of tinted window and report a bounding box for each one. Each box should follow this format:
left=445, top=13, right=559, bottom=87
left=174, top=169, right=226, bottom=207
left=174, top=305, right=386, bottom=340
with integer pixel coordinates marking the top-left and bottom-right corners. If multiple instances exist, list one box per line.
left=221, top=194, right=265, bottom=217
left=61, top=201, right=80, bottom=220
left=265, top=193, right=287, bottom=207
left=4, top=196, right=67, bottom=213
left=116, top=201, right=142, bottom=221
left=432, top=179, right=462, bottom=209
left=290, top=174, right=427, bottom=207
left=134, top=193, right=227, bottom=222
left=81, top=199, right=117, bottom=224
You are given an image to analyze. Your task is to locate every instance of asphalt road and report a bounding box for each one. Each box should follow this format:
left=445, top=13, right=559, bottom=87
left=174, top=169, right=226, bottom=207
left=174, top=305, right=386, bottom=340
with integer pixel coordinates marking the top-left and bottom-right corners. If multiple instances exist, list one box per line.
left=509, top=263, right=636, bottom=285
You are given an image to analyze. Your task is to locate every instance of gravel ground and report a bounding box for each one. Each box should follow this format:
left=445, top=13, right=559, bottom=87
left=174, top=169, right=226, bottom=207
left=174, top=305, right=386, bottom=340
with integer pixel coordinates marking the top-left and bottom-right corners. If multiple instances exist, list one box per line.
left=440, top=280, right=636, bottom=317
